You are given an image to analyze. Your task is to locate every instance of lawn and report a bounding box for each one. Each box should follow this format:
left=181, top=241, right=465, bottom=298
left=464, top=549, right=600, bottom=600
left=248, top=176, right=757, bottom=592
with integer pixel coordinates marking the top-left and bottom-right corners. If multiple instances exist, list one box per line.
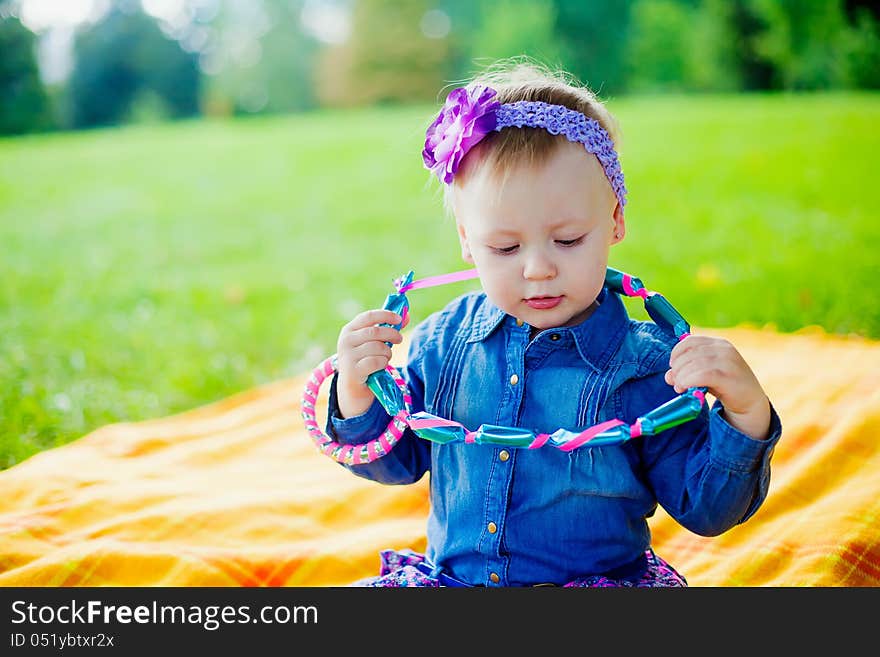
left=1, top=92, right=878, bottom=469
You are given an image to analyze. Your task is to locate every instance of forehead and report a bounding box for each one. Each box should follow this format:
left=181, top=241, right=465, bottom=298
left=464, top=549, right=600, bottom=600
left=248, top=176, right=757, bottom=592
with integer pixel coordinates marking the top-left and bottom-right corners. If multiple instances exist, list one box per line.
left=453, top=141, right=614, bottom=232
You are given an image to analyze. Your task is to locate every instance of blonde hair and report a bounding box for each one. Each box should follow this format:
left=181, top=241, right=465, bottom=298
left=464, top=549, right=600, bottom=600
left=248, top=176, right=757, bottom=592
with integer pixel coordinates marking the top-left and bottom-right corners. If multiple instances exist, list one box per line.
left=437, top=59, right=622, bottom=215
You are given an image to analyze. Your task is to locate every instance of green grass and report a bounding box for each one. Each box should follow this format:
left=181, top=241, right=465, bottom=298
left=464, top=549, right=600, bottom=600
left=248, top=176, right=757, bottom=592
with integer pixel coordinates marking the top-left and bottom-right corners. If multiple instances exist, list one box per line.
left=1, top=92, right=878, bottom=469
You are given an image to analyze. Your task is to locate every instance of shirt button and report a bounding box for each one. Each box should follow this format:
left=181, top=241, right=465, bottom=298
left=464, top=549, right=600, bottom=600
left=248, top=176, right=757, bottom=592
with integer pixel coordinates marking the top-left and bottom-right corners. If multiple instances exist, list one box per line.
left=499, top=450, right=510, bottom=462
left=487, top=521, right=497, bottom=534
left=515, top=318, right=524, bottom=326
left=489, top=572, right=500, bottom=584
left=509, top=374, right=519, bottom=386
left=550, top=333, right=560, bottom=341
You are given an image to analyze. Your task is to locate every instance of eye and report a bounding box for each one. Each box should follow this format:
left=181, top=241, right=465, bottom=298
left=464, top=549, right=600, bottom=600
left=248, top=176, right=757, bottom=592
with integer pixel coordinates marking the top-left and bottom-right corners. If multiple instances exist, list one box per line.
left=491, top=245, right=519, bottom=255
left=556, top=236, right=585, bottom=247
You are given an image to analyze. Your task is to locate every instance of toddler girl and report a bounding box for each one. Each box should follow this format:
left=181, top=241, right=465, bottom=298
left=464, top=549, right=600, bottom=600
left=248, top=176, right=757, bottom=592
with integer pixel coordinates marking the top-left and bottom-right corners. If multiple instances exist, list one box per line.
left=325, top=62, right=782, bottom=587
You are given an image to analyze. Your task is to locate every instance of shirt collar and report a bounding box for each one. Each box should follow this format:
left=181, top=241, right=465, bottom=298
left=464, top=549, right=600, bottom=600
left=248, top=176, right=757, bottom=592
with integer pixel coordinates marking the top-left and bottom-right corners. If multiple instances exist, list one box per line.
left=467, top=296, right=508, bottom=342
left=467, top=287, right=630, bottom=372
left=565, top=287, right=629, bottom=371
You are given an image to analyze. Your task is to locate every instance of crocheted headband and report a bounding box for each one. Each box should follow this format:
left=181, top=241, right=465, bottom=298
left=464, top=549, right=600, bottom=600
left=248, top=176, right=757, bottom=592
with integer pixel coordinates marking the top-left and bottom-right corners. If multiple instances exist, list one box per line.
left=422, top=85, right=627, bottom=209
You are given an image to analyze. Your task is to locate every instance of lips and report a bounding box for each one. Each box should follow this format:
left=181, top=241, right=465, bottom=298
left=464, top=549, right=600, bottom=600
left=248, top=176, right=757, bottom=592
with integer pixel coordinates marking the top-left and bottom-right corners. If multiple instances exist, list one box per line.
left=524, top=296, right=562, bottom=309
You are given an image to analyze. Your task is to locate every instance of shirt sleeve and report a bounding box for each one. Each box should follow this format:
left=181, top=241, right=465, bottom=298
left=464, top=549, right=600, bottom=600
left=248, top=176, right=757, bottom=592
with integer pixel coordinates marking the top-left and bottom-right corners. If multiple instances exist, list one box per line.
left=324, top=323, right=432, bottom=486
left=636, top=371, right=783, bottom=537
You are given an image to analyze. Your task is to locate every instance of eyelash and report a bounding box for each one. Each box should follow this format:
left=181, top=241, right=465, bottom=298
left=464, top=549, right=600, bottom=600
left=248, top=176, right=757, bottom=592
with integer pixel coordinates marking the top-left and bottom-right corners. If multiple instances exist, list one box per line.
left=491, top=236, right=584, bottom=255
left=493, top=245, right=518, bottom=254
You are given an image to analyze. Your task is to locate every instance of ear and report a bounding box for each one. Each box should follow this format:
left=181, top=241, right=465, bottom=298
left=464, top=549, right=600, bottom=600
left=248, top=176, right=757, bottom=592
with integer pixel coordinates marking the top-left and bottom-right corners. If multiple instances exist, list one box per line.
left=456, top=221, right=475, bottom=264
left=609, top=203, right=625, bottom=245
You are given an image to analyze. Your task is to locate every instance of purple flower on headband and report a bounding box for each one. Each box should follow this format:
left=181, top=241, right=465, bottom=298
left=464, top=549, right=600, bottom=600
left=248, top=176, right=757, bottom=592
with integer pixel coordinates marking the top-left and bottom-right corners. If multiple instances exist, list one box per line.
left=422, top=86, right=500, bottom=184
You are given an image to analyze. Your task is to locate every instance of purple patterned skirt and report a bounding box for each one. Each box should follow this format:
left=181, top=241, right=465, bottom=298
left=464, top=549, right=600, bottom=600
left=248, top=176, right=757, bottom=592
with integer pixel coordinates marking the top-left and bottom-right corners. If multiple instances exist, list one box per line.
left=350, top=548, right=687, bottom=587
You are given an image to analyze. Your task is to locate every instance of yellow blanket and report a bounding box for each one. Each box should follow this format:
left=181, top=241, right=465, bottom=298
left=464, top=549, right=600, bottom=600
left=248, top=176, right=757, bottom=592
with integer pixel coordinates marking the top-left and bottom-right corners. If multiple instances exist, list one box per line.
left=1, top=326, right=878, bottom=586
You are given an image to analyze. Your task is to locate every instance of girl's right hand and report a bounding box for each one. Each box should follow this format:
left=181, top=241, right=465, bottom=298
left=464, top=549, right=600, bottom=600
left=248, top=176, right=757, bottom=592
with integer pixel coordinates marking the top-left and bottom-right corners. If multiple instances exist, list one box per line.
left=335, top=309, right=404, bottom=419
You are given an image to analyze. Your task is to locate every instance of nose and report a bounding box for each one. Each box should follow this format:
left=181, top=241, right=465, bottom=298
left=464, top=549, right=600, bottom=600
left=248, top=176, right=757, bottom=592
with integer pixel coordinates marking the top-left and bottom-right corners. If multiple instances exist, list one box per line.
left=522, top=247, right=557, bottom=281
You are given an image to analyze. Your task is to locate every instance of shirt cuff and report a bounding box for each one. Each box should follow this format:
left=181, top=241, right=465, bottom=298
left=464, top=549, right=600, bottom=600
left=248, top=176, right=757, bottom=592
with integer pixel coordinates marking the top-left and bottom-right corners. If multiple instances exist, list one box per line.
left=326, top=372, right=392, bottom=444
left=708, top=400, right=783, bottom=473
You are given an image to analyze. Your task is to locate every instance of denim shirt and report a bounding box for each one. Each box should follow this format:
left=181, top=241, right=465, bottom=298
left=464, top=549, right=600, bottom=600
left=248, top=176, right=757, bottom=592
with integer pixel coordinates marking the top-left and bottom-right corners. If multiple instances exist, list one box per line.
left=326, top=287, right=782, bottom=586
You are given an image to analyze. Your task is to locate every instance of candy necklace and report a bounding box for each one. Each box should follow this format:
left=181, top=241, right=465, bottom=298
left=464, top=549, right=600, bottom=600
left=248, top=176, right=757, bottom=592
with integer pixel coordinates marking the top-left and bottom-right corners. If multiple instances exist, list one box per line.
left=301, top=268, right=707, bottom=465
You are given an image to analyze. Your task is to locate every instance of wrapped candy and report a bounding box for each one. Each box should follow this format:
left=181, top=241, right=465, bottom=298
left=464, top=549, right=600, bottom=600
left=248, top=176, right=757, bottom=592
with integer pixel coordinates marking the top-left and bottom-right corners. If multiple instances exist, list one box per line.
left=364, top=271, right=412, bottom=412
left=301, top=267, right=708, bottom=464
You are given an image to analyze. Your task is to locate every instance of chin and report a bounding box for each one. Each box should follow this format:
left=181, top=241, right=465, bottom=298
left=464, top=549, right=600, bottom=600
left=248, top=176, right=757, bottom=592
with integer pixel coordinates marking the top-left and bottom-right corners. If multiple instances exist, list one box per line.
left=521, top=310, right=566, bottom=330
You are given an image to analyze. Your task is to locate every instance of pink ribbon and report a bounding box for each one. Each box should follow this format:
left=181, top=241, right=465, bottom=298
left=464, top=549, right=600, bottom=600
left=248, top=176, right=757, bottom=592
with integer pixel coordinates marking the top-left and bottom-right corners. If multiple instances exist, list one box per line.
left=397, top=268, right=480, bottom=294
left=621, top=273, right=650, bottom=299
left=559, top=419, right=626, bottom=452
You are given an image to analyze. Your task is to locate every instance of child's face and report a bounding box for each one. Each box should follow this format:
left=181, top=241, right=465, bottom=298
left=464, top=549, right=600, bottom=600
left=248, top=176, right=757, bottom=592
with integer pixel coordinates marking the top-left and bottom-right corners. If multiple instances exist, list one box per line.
left=454, top=141, right=625, bottom=331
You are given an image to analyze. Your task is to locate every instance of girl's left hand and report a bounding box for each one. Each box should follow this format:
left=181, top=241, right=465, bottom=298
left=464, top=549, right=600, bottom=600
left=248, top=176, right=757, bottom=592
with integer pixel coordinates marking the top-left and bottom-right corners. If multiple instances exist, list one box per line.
left=665, top=335, right=772, bottom=441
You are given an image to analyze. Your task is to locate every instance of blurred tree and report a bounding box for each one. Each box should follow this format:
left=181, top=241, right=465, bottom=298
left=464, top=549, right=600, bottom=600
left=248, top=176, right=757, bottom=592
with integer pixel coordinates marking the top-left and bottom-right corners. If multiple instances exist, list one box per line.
left=67, top=3, right=200, bottom=128
left=0, top=11, right=53, bottom=134
left=436, top=0, right=482, bottom=83
left=624, top=0, right=879, bottom=93
left=626, top=0, right=743, bottom=93
left=463, top=0, right=565, bottom=77
left=747, top=0, right=856, bottom=90
left=686, top=0, right=743, bottom=91
left=316, top=0, right=449, bottom=107
left=728, top=0, right=776, bottom=90
left=625, top=0, right=692, bottom=92
left=259, top=1, right=320, bottom=113
left=200, top=0, right=319, bottom=117
left=550, top=0, right=633, bottom=95
left=842, top=4, right=880, bottom=88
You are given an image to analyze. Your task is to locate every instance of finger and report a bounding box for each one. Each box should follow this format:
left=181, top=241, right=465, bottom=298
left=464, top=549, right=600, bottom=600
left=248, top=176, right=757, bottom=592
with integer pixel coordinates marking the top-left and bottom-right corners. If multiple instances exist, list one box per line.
left=669, top=334, right=703, bottom=360
left=669, top=359, right=727, bottom=394
left=665, top=357, right=696, bottom=390
left=338, top=344, right=392, bottom=380
left=351, top=354, right=393, bottom=381
left=337, top=340, right=393, bottom=372
left=665, top=367, right=699, bottom=394
left=339, top=324, right=403, bottom=350
left=348, top=340, right=394, bottom=364
left=669, top=334, right=719, bottom=358
left=669, top=337, right=721, bottom=369
left=345, top=309, right=403, bottom=332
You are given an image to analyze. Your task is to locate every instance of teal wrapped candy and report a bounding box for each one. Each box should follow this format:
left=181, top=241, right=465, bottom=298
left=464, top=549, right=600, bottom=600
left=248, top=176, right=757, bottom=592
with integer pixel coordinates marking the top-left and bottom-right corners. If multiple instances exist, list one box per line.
left=645, top=294, right=691, bottom=340
left=606, top=267, right=691, bottom=339
left=636, top=390, right=706, bottom=435
left=364, top=271, right=413, bottom=416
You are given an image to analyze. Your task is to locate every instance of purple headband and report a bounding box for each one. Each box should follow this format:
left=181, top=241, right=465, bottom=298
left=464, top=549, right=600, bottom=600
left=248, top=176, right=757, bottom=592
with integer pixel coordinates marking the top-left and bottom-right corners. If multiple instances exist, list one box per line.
left=422, top=85, right=627, bottom=209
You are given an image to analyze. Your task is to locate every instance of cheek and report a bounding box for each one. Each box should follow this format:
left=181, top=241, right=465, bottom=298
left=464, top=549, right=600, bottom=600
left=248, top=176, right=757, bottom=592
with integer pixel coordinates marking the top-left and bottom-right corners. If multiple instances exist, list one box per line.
left=562, top=244, right=610, bottom=283
left=573, top=238, right=612, bottom=265
left=480, top=274, right=518, bottom=307
left=473, top=255, right=516, bottom=288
